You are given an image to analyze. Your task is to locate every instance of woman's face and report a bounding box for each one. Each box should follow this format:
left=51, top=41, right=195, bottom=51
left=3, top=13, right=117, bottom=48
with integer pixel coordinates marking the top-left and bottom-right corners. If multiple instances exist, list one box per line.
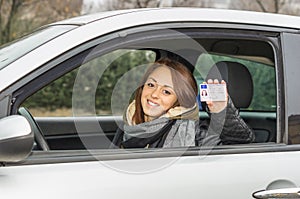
left=141, top=66, right=177, bottom=121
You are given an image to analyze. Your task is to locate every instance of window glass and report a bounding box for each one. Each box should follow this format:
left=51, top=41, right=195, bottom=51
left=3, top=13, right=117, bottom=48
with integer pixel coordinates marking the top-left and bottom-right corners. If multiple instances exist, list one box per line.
left=194, top=53, right=276, bottom=112
left=17, top=28, right=279, bottom=150
left=0, top=25, right=76, bottom=70
left=22, top=49, right=156, bottom=116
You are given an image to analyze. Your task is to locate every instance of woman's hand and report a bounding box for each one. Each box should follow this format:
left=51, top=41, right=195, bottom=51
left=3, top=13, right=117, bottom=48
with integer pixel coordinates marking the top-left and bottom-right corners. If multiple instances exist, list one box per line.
left=205, top=79, right=228, bottom=113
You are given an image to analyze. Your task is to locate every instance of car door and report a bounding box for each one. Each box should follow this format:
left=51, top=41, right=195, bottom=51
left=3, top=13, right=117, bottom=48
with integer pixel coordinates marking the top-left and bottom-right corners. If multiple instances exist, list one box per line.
left=2, top=21, right=300, bottom=199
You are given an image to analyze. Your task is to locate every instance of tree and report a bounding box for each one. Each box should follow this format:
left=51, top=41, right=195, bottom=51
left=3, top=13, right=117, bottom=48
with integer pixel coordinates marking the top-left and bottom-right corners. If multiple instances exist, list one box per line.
left=0, top=0, right=83, bottom=46
left=0, top=0, right=23, bottom=44
left=82, top=0, right=215, bottom=13
left=229, top=0, right=300, bottom=15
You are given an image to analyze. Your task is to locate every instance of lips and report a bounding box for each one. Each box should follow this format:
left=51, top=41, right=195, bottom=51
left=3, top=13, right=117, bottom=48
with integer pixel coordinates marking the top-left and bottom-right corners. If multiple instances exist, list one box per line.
left=147, top=99, right=159, bottom=107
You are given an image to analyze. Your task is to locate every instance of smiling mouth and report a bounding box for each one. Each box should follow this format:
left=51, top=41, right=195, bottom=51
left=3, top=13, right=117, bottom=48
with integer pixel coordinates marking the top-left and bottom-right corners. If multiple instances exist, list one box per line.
left=147, top=99, right=159, bottom=107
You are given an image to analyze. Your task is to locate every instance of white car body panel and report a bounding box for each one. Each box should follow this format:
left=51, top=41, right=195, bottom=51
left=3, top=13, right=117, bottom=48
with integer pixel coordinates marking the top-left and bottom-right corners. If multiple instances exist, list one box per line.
left=1, top=151, right=300, bottom=198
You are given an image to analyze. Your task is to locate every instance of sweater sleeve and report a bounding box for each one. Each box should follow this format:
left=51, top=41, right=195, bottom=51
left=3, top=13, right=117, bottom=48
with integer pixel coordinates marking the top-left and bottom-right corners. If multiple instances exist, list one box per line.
left=195, top=97, right=255, bottom=146
left=195, top=119, right=222, bottom=146
left=218, top=97, right=255, bottom=144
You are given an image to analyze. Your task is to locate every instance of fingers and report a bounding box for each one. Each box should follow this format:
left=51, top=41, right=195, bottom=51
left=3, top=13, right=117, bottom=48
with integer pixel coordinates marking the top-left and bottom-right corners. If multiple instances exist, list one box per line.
left=207, top=79, right=213, bottom=84
left=206, top=79, right=226, bottom=84
left=213, top=79, right=219, bottom=84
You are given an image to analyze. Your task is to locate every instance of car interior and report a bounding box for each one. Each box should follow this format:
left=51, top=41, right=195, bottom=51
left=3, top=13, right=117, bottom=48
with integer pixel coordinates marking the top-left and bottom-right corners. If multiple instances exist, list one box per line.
left=15, top=27, right=278, bottom=150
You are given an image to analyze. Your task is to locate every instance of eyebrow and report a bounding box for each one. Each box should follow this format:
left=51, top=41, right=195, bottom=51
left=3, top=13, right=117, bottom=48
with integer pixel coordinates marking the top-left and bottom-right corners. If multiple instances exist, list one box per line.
left=148, top=77, right=174, bottom=89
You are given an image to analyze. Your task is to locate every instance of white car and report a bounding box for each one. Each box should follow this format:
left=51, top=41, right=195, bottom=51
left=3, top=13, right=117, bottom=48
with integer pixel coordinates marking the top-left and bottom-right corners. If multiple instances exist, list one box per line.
left=1, top=7, right=300, bottom=199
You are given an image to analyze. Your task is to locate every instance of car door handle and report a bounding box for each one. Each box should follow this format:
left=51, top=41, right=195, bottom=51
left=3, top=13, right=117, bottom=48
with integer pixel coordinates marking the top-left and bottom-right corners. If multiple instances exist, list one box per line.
left=253, top=188, right=300, bottom=198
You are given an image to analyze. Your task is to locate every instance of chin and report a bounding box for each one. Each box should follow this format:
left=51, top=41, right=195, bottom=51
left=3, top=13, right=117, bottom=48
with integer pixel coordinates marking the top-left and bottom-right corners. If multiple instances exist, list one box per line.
left=144, top=111, right=164, bottom=119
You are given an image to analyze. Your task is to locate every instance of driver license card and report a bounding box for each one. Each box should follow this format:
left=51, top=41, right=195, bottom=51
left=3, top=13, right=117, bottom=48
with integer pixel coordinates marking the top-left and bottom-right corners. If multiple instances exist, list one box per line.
left=199, top=84, right=226, bottom=101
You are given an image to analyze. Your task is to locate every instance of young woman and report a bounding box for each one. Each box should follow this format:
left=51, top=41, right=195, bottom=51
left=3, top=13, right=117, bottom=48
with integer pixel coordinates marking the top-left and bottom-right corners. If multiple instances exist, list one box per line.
left=111, top=57, right=254, bottom=148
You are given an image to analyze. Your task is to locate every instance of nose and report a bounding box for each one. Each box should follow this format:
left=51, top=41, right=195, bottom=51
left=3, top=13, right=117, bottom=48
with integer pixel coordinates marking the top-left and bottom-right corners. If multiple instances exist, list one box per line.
left=151, top=86, right=161, bottom=98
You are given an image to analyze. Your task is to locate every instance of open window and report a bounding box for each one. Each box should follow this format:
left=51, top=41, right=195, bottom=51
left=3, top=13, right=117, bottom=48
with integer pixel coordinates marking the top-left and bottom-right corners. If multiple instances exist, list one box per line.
left=14, top=25, right=279, bottom=151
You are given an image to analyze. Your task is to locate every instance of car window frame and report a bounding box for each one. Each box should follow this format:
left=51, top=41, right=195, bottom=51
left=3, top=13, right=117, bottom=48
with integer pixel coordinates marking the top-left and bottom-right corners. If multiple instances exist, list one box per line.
left=5, top=22, right=291, bottom=165
left=281, top=32, right=300, bottom=145
left=11, top=25, right=281, bottom=113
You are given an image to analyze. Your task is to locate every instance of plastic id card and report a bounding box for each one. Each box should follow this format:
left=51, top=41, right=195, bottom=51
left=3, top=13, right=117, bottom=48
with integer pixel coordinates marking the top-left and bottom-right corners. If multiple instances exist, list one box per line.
left=199, top=84, right=227, bottom=102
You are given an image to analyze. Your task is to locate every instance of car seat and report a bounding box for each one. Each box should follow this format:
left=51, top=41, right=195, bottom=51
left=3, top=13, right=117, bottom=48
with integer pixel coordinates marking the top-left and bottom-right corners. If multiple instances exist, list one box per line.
left=205, top=61, right=275, bottom=143
left=205, top=61, right=253, bottom=108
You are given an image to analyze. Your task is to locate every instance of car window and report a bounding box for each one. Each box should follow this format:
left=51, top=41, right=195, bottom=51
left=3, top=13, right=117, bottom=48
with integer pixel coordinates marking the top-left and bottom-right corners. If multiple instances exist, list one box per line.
left=194, top=53, right=276, bottom=112
left=22, top=49, right=156, bottom=117
left=0, top=25, right=76, bottom=70
left=16, top=27, right=279, bottom=150
left=194, top=50, right=277, bottom=144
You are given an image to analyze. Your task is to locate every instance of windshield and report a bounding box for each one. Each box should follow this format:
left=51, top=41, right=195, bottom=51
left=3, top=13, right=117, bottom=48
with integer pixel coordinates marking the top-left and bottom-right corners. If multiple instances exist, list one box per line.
left=0, top=25, right=77, bottom=70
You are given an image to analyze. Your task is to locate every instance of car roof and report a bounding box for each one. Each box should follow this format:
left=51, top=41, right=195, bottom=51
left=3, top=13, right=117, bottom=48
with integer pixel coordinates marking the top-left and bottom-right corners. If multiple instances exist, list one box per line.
left=51, top=7, right=300, bottom=30
left=2, top=7, right=300, bottom=92
left=51, top=8, right=154, bottom=25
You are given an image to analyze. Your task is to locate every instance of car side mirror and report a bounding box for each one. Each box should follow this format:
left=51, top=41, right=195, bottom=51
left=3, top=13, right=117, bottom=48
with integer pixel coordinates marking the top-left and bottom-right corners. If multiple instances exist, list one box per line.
left=0, top=115, right=34, bottom=163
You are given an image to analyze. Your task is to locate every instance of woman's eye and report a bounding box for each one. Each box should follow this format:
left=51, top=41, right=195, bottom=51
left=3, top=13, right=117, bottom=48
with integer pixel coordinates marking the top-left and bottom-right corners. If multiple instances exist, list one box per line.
left=163, top=90, right=171, bottom=95
left=147, top=82, right=154, bottom=87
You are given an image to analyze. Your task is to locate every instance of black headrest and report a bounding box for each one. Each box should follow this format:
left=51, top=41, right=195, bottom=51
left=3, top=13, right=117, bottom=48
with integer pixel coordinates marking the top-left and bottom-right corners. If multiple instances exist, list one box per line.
left=206, top=61, right=253, bottom=108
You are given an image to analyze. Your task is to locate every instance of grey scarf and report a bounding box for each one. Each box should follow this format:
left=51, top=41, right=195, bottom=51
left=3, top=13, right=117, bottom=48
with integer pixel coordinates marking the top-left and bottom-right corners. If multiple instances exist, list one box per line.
left=123, top=117, right=196, bottom=148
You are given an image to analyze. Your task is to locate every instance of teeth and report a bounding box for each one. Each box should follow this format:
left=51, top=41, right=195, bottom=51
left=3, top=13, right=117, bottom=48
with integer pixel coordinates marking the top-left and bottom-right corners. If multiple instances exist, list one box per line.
left=148, top=100, right=158, bottom=106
